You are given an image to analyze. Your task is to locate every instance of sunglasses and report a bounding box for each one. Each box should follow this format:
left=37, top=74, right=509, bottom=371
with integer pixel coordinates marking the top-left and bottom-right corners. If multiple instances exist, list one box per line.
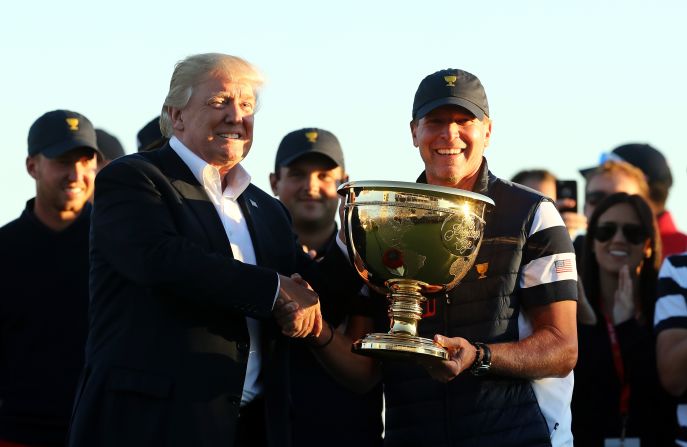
left=593, top=222, right=648, bottom=244
left=585, top=190, right=608, bottom=207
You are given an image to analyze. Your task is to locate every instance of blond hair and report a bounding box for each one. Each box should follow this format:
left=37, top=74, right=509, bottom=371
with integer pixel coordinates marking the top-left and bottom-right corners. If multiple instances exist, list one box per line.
left=585, top=160, right=649, bottom=198
left=159, top=53, right=264, bottom=137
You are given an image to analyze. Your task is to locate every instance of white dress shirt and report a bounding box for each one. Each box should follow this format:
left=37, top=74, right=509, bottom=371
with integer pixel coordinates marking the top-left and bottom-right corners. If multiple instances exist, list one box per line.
left=170, top=136, right=278, bottom=405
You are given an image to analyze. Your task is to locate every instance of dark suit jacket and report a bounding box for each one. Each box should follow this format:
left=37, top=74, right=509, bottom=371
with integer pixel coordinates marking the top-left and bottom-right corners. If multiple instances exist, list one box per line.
left=68, top=145, right=358, bottom=447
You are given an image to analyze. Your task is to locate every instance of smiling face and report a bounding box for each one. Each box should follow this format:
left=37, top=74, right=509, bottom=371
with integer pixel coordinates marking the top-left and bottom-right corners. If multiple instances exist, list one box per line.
left=270, top=155, right=345, bottom=231
left=169, top=73, right=255, bottom=176
left=592, top=202, right=651, bottom=275
left=411, top=105, right=491, bottom=190
left=27, top=147, right=97, bottom=226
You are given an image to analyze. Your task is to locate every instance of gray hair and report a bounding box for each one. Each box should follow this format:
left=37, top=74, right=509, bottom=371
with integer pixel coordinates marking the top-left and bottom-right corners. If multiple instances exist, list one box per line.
left=160, top=53, right=264, bottom=137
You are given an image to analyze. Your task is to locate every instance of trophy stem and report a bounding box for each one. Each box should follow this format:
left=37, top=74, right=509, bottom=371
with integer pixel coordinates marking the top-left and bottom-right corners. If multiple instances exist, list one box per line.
left=352, top=277, right=448, bottom=360
left=387, top=279, right=426, bottom=337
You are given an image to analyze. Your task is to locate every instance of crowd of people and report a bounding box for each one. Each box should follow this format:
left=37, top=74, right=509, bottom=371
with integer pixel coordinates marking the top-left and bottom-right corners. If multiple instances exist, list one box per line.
left=511, top=146, right=687, bottom=445
left=0, top=52, right=685, bottom=447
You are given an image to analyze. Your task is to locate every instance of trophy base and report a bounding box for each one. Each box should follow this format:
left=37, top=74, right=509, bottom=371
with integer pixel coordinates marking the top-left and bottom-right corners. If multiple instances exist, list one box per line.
left=352, top=333, right=449, bottom=360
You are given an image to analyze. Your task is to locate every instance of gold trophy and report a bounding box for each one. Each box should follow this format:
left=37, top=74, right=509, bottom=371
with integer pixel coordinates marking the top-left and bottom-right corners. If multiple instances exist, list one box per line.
left=338, top=181, right=494, bottom=360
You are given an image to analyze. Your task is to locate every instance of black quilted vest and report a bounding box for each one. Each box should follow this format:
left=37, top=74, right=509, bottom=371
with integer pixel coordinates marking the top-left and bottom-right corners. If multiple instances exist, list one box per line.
left=381, top=161, right=553, bottom=447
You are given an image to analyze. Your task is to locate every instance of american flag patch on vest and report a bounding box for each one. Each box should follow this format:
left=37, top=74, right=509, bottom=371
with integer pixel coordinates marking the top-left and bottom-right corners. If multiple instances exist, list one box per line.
left=554, top=259, right=573, bottom=274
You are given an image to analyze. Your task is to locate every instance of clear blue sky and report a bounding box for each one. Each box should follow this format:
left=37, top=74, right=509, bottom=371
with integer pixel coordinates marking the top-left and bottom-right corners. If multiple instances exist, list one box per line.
left=2, top=0, right=685, bottom=229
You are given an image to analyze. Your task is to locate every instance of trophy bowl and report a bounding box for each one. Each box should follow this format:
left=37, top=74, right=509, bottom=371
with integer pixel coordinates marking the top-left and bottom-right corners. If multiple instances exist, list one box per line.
left=338, top=181, right=494, bottom=360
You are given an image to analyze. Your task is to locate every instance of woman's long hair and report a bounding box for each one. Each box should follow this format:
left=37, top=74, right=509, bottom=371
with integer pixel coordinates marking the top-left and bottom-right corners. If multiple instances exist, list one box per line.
left=582, top=192, right=661, bottom=324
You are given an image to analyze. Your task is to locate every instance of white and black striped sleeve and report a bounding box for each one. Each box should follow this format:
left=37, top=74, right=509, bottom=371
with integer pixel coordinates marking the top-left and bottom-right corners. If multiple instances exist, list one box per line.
left=518, top=200, right=578, bottom=308
left=655, top=253, right=687, bottom=333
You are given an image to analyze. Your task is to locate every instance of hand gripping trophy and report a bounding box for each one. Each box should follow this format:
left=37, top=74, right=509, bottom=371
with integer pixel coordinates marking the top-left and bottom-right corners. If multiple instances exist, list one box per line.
left=339, top=181, right=494, bottom=360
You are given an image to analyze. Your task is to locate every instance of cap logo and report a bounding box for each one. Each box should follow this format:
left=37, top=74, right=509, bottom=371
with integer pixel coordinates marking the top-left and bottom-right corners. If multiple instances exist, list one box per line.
left=66, top=118, right=79, bottom=131
left=475, top=262, right=489, bottom=279
left=443, top=75, right=457, bottom=87
left=305, top=131, right=318, bottom=143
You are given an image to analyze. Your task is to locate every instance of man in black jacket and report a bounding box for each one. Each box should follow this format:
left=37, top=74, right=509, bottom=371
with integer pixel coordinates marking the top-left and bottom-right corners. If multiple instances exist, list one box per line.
left=67, top=53, right=359, bottom=447
left=0, top=110, right=100, bottom=446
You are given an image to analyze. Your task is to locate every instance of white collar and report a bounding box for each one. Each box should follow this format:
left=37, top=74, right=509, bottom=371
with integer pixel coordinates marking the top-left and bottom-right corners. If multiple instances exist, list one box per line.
left=169, top=136, right=251, bottom=199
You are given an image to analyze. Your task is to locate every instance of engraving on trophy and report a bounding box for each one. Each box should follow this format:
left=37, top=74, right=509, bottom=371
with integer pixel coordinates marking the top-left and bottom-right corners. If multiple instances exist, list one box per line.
left=440, top=208, right=484, bottom=257
left=377, top=212, right=411, bottom=247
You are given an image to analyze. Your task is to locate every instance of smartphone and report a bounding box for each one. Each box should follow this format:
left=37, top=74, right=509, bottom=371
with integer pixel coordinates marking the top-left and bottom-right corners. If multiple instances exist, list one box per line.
left=556, top=180, right=578, bottom=213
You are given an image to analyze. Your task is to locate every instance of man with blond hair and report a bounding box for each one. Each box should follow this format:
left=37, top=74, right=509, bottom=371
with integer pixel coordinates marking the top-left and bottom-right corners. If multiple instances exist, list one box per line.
left=563, top=160, right=651, bottom=269
left=582, top=160, right=649, bottom=221
left=67, top=53, right=360, bottom=447
left=600, top=143, right=687, bottom=258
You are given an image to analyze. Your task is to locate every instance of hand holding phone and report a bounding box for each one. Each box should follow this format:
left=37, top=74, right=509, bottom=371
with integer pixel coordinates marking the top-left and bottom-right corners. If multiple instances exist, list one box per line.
left=556, top=180, right=578, bottom=214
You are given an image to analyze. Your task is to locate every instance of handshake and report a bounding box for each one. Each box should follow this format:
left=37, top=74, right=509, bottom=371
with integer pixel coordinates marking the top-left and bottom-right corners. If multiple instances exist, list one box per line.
left=272, top=273, right=323, bottom=338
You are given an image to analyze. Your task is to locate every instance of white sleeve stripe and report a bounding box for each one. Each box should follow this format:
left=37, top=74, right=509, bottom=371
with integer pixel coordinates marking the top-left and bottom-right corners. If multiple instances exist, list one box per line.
left=654, top=294, right=687, bottom=325
left=528, top=200, right=566, bottom=237
left=520, top=252, right=578, bottom=289
left=659, top=261, right=687, bottom=288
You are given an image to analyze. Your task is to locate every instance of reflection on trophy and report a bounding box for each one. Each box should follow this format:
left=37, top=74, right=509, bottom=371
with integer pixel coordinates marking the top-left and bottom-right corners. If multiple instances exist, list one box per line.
left=338, top=181, right=494, bottom=360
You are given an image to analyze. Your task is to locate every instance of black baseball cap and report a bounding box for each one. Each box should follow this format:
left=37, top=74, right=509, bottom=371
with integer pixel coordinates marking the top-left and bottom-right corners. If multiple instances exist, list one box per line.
left=579, top=143, right=672, bottom=187
left=274, top=128, right=344, bottom=172
left=137, top=116, right=163, bottom=151
left=412, top=68, right=489, bottom=120
left=96, top=129, right=126, bottom=161
left=612, top=143, right=672, bottom=187
left=27, top=110, right=99, bottom=158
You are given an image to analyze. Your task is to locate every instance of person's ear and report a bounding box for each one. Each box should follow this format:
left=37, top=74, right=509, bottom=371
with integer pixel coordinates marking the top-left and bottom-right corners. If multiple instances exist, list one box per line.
left=644, top=240, right=652, bottom=259
left=482, top=117, right=493, bottom=149
left=410, top=120, right=419, bottom=148
left=169, top=106, right=184, bottom=131
left=269, top=172, right=279, bottom=196
left=26, top=155, right=39, bottom=180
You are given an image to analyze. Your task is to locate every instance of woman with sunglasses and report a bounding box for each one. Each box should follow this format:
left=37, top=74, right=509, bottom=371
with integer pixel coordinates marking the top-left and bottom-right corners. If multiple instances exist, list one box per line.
left=571, top=192, right=677, bottom=446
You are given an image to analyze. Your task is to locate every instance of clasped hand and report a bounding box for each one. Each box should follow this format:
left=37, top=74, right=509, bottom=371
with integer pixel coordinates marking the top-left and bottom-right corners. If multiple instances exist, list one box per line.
left=612, top=264, right=635, bottom=324
left=273, top=274, right=323, bottom=338
left=419, top=335, right=478, bottom=383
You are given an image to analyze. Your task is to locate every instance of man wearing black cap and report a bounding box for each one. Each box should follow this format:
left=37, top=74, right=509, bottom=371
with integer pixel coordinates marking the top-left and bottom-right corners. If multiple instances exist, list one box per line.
left=0, top=110, right=100, bottom=446
left=95, top=128, right=126, bottom=171
left=308, top=69, right=578, bottom=446
left=270, top=128, right=383, bottom=447
left=270, top=128, right=348, bottom=258
left=136, top=116, right=167, bottom=152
